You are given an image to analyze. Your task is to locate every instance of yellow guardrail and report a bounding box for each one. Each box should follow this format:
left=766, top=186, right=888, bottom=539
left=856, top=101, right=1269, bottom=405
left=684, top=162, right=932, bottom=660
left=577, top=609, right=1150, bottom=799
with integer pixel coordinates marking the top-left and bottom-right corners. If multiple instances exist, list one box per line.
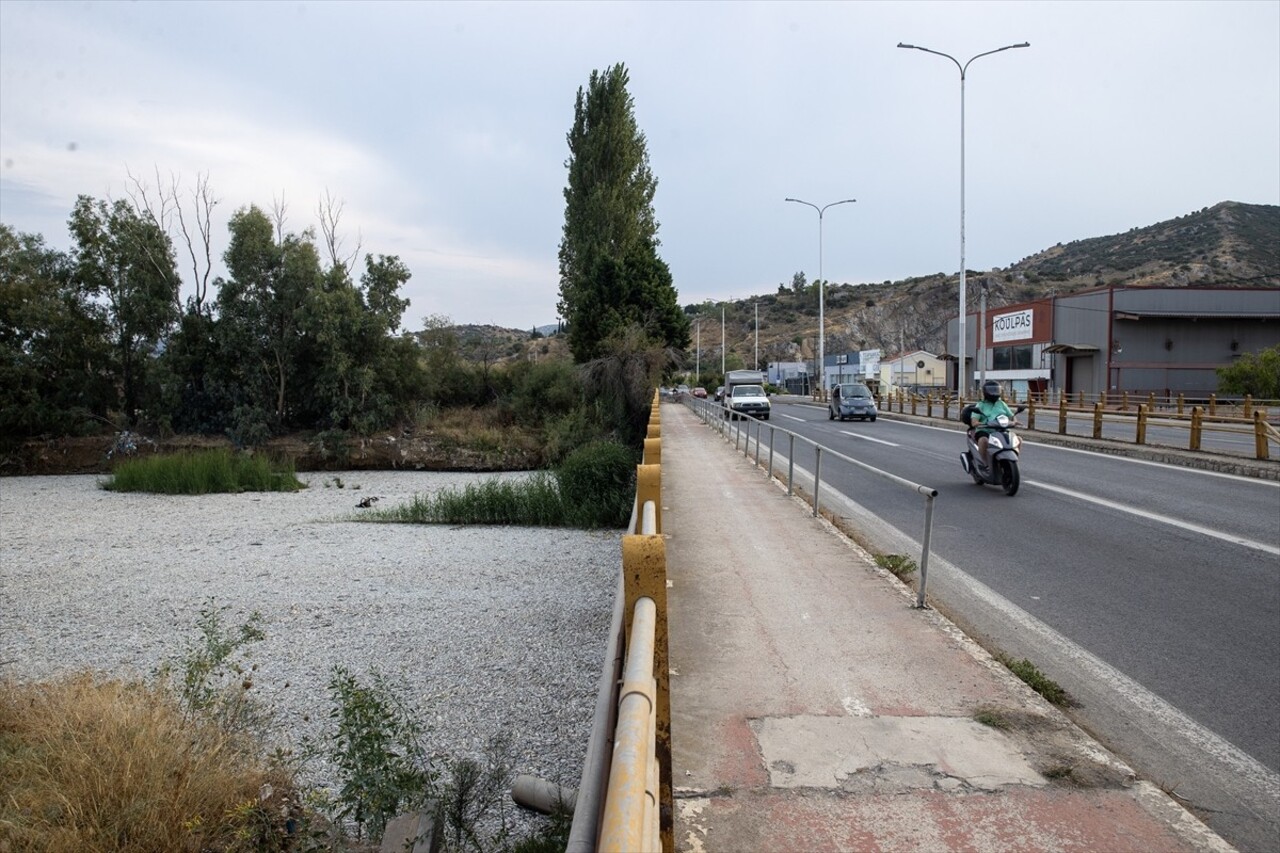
left=567, top=391, right=671, bottom=853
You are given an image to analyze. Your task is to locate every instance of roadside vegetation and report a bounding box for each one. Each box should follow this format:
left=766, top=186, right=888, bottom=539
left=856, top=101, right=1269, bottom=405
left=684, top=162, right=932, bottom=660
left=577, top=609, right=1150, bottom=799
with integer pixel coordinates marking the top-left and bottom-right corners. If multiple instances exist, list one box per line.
left=369, top=439, right=636, bottom=529
left=995, top=653, right=1071, bottom=707
left=100, top=448, right=304, bottom=494
left=0, top=601, right=569, bottom=852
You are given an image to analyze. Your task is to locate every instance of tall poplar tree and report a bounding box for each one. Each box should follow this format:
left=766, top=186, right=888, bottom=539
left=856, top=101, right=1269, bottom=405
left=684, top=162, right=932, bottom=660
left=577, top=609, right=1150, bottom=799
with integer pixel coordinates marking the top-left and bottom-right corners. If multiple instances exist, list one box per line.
left=558, top=63, right=689, bottom=363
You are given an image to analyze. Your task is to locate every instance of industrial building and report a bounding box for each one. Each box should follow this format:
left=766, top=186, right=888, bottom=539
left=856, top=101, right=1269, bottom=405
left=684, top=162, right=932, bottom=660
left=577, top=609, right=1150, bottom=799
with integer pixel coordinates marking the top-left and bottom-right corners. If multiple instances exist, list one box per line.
left=944, top=286, right=1280, bottom=398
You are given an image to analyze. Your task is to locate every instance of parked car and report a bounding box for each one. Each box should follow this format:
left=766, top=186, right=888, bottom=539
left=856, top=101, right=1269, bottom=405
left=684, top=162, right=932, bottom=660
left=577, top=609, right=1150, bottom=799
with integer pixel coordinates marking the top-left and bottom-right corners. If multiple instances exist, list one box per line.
left=725, top=383, right=771, bottom=420
left=692, top=387, right=708, bottom=398
left=829, top=382, right=877, bottom=422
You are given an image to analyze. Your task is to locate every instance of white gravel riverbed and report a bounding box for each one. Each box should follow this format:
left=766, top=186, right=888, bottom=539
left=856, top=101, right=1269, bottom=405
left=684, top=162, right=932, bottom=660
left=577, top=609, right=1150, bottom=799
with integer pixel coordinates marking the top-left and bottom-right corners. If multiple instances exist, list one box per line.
left=0, top=471, right=619, bottom=824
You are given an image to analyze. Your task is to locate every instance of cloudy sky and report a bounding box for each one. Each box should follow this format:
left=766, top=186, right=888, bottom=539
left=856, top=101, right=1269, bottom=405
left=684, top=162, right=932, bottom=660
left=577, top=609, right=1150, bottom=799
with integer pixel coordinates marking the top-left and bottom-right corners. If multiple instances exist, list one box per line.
left=2, top=0, right=1276, bottom=331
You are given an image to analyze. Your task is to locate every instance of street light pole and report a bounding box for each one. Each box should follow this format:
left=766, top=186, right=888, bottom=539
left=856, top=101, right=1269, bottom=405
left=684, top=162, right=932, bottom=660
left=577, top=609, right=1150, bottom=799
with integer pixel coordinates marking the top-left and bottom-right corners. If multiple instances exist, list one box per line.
left=897, top=40, right=1029, bottom=400
left=785, top=197, right=856, bottom=399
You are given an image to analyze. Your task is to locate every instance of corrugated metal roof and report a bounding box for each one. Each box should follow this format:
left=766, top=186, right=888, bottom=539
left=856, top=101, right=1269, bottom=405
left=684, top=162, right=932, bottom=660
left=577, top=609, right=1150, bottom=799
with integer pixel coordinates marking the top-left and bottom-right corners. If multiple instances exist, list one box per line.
left=1114, top=310, right=1280, bottom=320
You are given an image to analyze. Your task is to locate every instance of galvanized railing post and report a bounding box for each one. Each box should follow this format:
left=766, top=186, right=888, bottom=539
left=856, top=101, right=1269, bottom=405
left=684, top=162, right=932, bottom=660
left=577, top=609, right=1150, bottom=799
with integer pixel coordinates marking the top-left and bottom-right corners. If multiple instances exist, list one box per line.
left=787, top=434, right=795, bottom=495
left=813, top=446, right=823, bottom=518
left=915, top=488, right=938, bottom=608
left=767, top=425, right=776, bottom=480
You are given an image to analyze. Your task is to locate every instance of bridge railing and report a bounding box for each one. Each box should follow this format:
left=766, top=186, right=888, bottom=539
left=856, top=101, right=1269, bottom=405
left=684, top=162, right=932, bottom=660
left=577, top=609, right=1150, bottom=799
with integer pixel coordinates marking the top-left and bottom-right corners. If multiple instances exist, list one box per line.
left=686, top=395, right=940, bottom=609
left=567, top=392, right=671, bottom=853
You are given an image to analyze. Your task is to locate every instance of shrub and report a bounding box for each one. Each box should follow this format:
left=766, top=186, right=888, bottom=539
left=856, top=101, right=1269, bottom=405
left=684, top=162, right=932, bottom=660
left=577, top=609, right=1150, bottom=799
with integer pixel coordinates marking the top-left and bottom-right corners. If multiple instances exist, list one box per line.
left=554, top=439, right=637, bottom=528
left=325, top=667, right=433, bottom=843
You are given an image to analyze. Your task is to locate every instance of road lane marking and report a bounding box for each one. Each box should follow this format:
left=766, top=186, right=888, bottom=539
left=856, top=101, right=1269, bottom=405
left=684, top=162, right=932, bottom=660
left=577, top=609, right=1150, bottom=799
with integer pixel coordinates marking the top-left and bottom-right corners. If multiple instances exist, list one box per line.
left=1031, top=480, right=1280, bottom=556
left=808, top=482, right=1280, bottom=813
left=779, top=413, right=806, bottom=422
left=839, top=430, right=899, bottom=447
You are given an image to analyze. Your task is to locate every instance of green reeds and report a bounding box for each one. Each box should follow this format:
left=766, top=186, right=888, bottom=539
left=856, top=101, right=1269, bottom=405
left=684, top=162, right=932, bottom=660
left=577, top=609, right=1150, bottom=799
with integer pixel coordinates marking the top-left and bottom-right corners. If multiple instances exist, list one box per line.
left=101, top=449, right=305, bottom=494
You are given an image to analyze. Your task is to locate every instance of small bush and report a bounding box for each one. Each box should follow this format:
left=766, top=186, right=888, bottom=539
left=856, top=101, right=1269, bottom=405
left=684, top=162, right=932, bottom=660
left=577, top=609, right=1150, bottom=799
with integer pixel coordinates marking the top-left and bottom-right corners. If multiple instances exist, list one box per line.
left=554, top=439, right=636, bottom=528
left=997, top=654, right=1071, bottom=706
left=101, top=449, right=304, bottom=494
left=326, top=666, right=433, bottom=843
left=874, top=553, right=918, bottom=578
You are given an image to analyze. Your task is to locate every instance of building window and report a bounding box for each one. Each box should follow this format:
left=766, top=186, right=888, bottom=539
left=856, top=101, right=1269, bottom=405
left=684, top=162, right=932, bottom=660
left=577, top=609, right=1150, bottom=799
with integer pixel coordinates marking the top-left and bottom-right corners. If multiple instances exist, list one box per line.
left=992, top=345, right=1032, bottom=370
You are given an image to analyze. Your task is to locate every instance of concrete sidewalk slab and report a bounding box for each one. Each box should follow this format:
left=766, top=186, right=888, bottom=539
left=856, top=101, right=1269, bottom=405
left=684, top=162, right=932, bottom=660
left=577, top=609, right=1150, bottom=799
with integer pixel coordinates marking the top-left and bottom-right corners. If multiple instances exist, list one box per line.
left=660, top=402, right=1232, bottom=853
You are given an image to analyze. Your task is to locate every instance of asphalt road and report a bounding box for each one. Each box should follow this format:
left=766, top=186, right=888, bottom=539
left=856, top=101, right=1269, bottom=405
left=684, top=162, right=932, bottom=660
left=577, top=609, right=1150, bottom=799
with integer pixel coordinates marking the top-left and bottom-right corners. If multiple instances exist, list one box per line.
left=703, top=398, right=1280, bottom=852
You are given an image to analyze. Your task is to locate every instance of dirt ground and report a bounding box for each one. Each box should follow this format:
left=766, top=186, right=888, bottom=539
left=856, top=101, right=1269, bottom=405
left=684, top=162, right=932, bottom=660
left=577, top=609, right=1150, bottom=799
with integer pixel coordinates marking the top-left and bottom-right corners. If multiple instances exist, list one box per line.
left=0, top=428, right=541, bottom=476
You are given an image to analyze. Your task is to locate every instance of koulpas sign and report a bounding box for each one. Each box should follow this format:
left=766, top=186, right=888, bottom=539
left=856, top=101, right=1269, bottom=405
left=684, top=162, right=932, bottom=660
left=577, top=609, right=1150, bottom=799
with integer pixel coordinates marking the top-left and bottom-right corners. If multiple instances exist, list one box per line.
left=992, top=309, right=1034, bottom=343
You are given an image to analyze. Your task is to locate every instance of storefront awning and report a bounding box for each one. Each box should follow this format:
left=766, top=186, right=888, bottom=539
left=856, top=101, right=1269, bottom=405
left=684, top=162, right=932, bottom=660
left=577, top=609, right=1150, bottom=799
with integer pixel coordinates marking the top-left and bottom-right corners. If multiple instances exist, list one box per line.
left=1042, top=343, right=1101, bottom=355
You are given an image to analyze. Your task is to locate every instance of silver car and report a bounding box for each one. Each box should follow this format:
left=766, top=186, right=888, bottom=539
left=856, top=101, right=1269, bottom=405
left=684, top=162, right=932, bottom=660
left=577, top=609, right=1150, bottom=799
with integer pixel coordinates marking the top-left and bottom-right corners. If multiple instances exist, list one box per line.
left=828, top=382, right=877, bottom=422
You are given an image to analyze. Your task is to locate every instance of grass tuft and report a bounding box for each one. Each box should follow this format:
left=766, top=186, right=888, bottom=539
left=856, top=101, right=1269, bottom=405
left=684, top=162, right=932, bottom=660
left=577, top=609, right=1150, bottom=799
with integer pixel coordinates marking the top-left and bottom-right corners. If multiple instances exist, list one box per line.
left=101, top=449, right=304, bottom=494
left=366, top=439, right=636, bottom=529
left=996, top=653, right=1071, bottom=706
left=973, top=708, right=1012, bottom=730
left=0, top=674, right=298, bottom=853
left=874, top=553, right=918, bottom=578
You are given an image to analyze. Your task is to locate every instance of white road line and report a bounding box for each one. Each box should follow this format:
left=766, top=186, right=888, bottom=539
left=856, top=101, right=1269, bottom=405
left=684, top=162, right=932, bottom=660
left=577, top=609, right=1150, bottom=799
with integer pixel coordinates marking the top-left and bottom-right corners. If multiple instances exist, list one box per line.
left=779, top=413, right=806, bottom=422
left=1031, top=480, right=1280, bottom=556
left=809, top=482, right=1280, bottom=810
left=839, top=430, right=899, bottom=447
left=951, top=554, right=1280, bottom=802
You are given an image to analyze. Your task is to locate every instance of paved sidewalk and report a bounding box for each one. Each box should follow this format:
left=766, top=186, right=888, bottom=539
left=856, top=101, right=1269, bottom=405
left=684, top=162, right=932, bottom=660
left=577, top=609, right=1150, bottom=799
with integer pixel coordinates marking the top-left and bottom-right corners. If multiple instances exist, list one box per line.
left=660, top=402, right=1233, bottom=853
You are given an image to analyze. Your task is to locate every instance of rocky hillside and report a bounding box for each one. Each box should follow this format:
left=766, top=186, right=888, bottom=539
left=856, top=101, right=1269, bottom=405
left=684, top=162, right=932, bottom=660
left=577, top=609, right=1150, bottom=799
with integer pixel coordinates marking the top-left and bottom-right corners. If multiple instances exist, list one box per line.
left=697, top=200, right=1279, bottom=364
left=445, top=201, right=1277, bottom=368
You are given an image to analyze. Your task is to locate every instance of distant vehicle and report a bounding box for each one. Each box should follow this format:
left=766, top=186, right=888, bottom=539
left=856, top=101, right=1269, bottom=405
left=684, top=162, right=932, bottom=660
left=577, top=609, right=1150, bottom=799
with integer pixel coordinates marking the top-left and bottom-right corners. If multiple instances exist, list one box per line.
left=714, top=385, right=725, bottom=402
left=829, top=382, right=877, bottom=422
left=676, top=384, right=690, bottom=397
left=692, top=387, right=708, bottom=398
left=725, top=383, right=771, bottom=420
left=723, top=370, right=767, bottom=401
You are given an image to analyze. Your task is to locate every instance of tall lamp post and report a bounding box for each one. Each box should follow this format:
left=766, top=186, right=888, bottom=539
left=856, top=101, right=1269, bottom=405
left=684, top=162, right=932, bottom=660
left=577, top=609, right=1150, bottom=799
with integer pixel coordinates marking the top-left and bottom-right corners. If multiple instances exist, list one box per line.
left=897, top=40, right=1028, bottom=400
left=785, top=197, right=856, bottom=399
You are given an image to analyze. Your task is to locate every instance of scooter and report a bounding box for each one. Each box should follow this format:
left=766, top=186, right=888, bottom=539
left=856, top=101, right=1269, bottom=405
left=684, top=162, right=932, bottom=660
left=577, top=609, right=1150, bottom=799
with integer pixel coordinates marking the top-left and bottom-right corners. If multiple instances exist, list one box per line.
left=960, top=405, right=1026, bottom=496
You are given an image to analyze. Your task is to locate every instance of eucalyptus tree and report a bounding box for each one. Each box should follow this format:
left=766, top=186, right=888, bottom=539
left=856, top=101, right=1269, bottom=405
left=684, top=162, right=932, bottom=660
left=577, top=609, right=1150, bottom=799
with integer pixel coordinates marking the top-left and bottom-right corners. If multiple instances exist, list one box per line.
left=68, top=195, right=181, bottom=426
left=215, top=205, right=321, bottom=437
left=0, top=224, right=115, bottom=438
left=557, top=63, right=689, bottom=363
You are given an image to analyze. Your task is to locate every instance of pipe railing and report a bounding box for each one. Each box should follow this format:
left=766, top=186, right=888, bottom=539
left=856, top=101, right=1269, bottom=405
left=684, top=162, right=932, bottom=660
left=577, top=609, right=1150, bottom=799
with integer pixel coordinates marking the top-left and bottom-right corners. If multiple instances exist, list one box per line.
left=689, top=396, right=940, bottom=608
left=567, top=392, right=670, bottom=853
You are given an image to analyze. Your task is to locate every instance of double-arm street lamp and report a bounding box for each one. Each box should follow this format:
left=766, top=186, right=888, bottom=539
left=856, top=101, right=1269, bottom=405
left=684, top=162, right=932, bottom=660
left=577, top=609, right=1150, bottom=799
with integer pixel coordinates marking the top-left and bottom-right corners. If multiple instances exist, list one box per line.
left=897, top=40, right=1028, bottom=399
left=785, top=197, right=856, bottom=398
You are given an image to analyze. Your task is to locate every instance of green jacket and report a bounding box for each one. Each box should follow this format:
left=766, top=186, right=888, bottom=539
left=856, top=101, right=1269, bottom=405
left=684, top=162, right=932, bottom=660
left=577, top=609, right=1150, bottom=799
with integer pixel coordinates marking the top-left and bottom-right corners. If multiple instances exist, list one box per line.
left=974, top=398, right=1015, bottom=434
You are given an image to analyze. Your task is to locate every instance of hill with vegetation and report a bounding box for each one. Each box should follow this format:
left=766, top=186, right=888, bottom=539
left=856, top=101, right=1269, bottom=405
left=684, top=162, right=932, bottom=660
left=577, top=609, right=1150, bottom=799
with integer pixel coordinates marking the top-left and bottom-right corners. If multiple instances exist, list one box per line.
left=666, top=201, right=1279, bottom=371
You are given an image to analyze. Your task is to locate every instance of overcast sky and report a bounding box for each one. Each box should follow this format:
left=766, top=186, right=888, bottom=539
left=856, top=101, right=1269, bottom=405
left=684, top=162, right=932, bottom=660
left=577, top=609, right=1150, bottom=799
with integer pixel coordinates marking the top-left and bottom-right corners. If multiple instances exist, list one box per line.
left=2, top=0, right=1277, bottom=331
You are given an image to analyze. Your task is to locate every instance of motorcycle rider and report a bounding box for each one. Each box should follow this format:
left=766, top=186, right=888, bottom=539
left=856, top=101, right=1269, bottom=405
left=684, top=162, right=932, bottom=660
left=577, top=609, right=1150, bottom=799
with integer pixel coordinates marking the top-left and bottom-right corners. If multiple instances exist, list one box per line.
left=972, top=380, right=1016, bottom=468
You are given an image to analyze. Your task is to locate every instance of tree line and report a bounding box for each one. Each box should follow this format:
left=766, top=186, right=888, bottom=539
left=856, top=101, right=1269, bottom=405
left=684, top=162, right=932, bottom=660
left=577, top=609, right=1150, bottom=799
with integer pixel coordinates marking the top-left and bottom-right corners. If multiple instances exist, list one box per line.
left=2, top=62, right=691, bottom=457
left=1, top=198, right=426, bottom=446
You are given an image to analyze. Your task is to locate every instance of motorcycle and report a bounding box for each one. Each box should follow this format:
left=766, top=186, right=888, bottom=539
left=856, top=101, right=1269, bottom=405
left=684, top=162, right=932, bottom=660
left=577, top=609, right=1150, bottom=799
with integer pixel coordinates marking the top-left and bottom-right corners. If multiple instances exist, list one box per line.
left=960, top=405, right=1026, bottom=496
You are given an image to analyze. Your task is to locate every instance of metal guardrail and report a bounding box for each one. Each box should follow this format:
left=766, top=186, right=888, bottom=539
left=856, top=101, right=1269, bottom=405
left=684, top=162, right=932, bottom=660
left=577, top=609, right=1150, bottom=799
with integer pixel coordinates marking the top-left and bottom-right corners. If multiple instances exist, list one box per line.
left=567, top=394, right=670, bottom=853
left=883, top=390, right=1278, bottom=460
left=685, top=396, right=941, bottom=609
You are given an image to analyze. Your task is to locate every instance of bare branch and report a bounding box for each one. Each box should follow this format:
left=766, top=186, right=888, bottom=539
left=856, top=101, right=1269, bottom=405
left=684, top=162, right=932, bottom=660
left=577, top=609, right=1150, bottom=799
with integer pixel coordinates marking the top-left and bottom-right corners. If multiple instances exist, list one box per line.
left=271, top=193, right=289, bottom=244
left=171, top=171, right=219, bottom=313
left=317, top=189, right=362, bottom=276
